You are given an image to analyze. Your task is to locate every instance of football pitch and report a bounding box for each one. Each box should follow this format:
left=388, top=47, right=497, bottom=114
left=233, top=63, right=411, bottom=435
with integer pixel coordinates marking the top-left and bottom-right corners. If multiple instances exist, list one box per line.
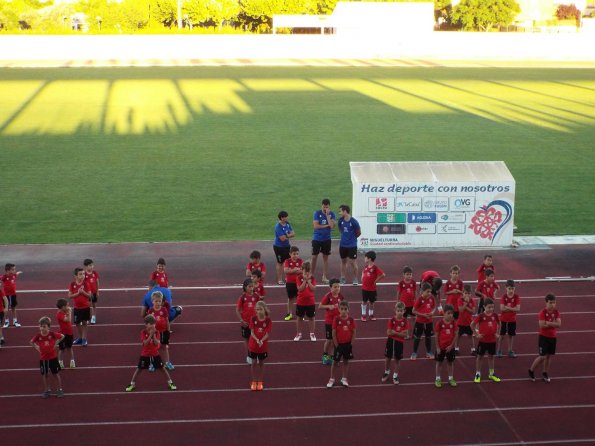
left=0, top=66, right=593, bottom=244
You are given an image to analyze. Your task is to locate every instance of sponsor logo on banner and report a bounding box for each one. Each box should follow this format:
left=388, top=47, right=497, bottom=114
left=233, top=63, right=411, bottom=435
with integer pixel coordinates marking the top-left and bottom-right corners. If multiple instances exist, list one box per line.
left=377, top=213, right=406, bottom=224
left=395, top=197, right=422, bottom=211
left=438, top=213, right=466, bottom=223
left=422, top=197, right=449, bottom=211
left=450, top=197, right=475, bottom=211
left=377, top=224, right=406, bottom=235
left=407, top=224, right=436, bottom=234
left=438, top=224, right=466, bottom=234
left=468, top=200, right=513, bottom=244
left=368, top=197, right=394, bottom=212
left=407, top=213, right=437, bottom=224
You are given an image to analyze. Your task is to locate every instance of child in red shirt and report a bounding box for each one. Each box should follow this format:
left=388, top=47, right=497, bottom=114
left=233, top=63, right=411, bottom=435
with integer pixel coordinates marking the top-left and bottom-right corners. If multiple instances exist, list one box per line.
left=421, top=270, right=443, bottom=314
left=151, top=258, right=169, bottom=288
left=444, top=265, right=464, bottom=318
left=236, top=278, right=261, bottom=364
left=471, top=298, right=501, bottom=383
left=360, top=251, right=385, bottom=322
left=56, top=299, right=75, bottom=369
left=148, top=293, right=174, bottom=371
left=83, top=259, right=100, bottom=325
left=30, top=316, right=65, bottom=398
left=529, top=294, right=561, bottom=383
left=477, top=255, right=495, bottom=284
left=456, top=285, right=476, bottom=356
left=396, top=266, right=416, bottom=338
left=246, top=250, right=266, bottom=283
left=294, top=261, right=317, bottom=342
left=251, top=269, right=265, bottom=298
left=125, top=315, right=176, bottom=392
left=475, top=269, right=499, bottom=315
left=2, top=263, right=22, bottom=328
left=411, top=282, right=436, bottom=360
left=434, top=305, right=459, bottom=387
left=318, top=278, right=344, bottom=365
left=382, top=302, right=409, bottom=385
left=0, top=282, right=7, bottom=345
left=68, top=267, right=93, bottom=346
left=497, top=279, right=521, bottom=358
left=327, top=301, right=356, bottom=388
left=249, top=301, right=272, bottom=391
left=283, top=246, right=303, bottom=321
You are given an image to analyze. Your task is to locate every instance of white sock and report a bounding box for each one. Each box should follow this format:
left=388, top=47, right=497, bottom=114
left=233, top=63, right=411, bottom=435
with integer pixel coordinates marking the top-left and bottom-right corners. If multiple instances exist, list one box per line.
left=361, top=304, right=367, bottom=315
left=385, top=369, right=390, bottom=374
left=436, top=376, right=441, bottom=381
left=369, top=309, right=374, bottom=316
left=449, top=375, right=453, bottom=380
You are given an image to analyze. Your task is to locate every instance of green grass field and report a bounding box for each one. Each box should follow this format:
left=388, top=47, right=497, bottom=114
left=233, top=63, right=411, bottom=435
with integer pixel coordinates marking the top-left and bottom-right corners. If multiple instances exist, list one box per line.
left=0, top=66, right=594, bottom=244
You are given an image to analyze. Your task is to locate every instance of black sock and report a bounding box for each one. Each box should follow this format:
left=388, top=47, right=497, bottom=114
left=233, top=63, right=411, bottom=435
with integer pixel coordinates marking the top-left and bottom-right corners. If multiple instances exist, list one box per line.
left=413, top=338, right=420, bottom=353
left=425, top=337, right=432, bottom=353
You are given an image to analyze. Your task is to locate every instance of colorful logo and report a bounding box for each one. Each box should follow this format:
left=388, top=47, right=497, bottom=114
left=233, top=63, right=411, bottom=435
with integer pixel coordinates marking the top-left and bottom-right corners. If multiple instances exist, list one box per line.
left=469, top=200, right=513, bottom=243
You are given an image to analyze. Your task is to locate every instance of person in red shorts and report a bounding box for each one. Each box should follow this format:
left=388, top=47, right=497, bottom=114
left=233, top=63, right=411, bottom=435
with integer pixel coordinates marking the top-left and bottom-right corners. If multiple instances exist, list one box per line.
left=67, top=267, right=93, bottom=346
left=411, top=282, right=436, bottom=360
left=283, top=246, right=303, bottom=321
left=151, top=258, right=169, bottom=288
left=434, top=305, right=459, bottom=388
left=456, top=285, right=477, bottom=356
left=444, top=265, right=464, bottom=319
left=475, top=269, right=499, bottom=315
left=83, top=259, right=100, bottom=325
left=249, top=301, right=272, bottom=391
left=529, top=294, right=561, bottom=383
left=319, top=278, right=344, bottom=365
left=148, top=293, right=174, bottom=371
left=382, top=302, right=409, bottom=385
left=56, top=299, right=75, bottom=369
left=421, top=269, right=443, bottom=315
left=246, top=250, right=266, bottom=296
left=0, top=282, right=8, bottom=345
left=125, top=315, right=176, bottom=392
left=30, top=316, right=65, bottom=398
left=471, top=298, right=501, bottom=383
left=360, top=251, right=385, bottom=322
left=2, top=263, right=22, bottom=328
left=294, top=262, right=317, bottom=342
left=396, top=266, right=416, bottom=339
left=497, top=279, right=521, bottom=358
left=236, top=278, right=262, bottom=364
left=327, top=301, right=356, bottom=388
left=476, top=255, right=495, bottom=284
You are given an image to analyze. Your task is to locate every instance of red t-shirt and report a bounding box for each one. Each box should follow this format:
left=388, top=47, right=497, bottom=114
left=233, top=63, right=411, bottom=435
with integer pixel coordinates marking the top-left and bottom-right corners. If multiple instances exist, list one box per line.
left=333, top=316, right=356, bottom=344
left=151, top=271, right=168, bottom=288
left=248, top=316, right=272, bottom=354
left=236, top=292, right=260, bottom=323
left=435, top=320, right=458, bottom=350
left=387, top=316, right=409, bottom=343
left=56, top=311, right=74, bottom=336
left=539, top=309, right=561, bottom=338
left=361, top=264, right=384, bottom=292
left=84, top=270, right=100, bottom=294
left=31, top=331, right=62, bottom=360
left=477, top=263, right=495, bottom=283
left=476, top=280, right=500, bottom=299
left=253, top=281, right=265, bottom=297
left=473, top=312, right=500, bottom=343
left=397, top=280, right=417, bottom=308
left=296, top=275, right=316, bottom=306
left=246, top=262, right=266, bottom=275
left=414, top=294, right=436, bottom=324
left=140, top=329, right=160, bottom=356
left=148, top=307, right=169, bottom=333
left=444, top=279, right=464, bottom=307
left=500, top=293, right=520, bottom=323
left=1, top=273, right=17, bottom=295
left=320, top=292, right=344, bottom=324
left=69, top=280, right=92, bottom=309
left=284, top=258, right=303, bottom=284
left=420, top=270, right=440, bottom=284
left=457, top=296, right=475, bottom=327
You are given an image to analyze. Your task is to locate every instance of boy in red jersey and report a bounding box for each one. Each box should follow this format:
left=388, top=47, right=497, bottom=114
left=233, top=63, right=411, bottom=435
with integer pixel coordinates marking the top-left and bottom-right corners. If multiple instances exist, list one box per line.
left=396, top=266, right=416, bottom=338
left=476, top=255, right=495, bottom=284
left=30, top=317, right=65, bottom=398
left=411, top=282, right=436, bottom=360
left=319, top=278, right=344, bottom=365
left=497, top=280, right=521, bottom=358
left=2, top=263, right=22, bottom=328
left=0, top=281, right=8, bottom=345
left=236, top=278, right=262, bottom=364
left=148, top=293, right=174, bottom=371
left=456, top=285, right=476, bottom=356
left=327, top=301, right=356, bottom=388
left=421, top=270, right=443, bottom=315
left=125, top=315, right=177, bottom=392
left=251, top=270, right=265, bottom=298
left=444, top=266, right=464, bottom=319
left=151, top=258, right=169, bottom=288
left=475, top=269, right=499, bottom=315
left=283, top=246, right=303, bottom=321
left=434, top=305, right=459, bottom=388
left=249, top=301, right=272, bottom=391
left=382, top=302, right=408, bottom=385
left=294, top=262, right=317, bottom=342
left=246, top=250, right=266, bottom=295
left=471, top=298, right=501, bottom=383
left=67, top=268, right=93, bottom=346
left=56, top=299, right=75, bottom=369
left=360, top=251, right=385, bottom=322
left=83, top=259, right=100, bottom=325
left=529, top=294, right=561, bottom=383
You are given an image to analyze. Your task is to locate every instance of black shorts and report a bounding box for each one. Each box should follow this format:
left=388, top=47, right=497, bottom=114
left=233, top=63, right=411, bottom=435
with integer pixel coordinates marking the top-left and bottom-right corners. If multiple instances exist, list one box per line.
left=500, top=321, right=517, bottom=336
left=0, top=312, right=4, bottom=324
left=39, top=358, right=61, bottom=375
left=477, top=342, right=496, bottom=356
left=362, top=290, right=377, bottom=303
left=339, top=247, right=357, bottom=260
left=384, top=338, right=404, bottom=360
left=458, top=325, right=473, bottom=337
left=538, top=335, right=557, bottom=356
left=312, top=239, right=332, bottom=256
left=138, top=355, right=163, bottom=370
left=248, top=351, right=268, bottom=362
left=413, top=322, right=433, bottom=339
left=274, top=245, right=291, bottom=264
left=435, top=348, right=456, bottom=363
left=453, top=312, right=459, bottom=320
left=403, top=306, right=414, bottom=318
left=241, top=325, right=251, bottom=340
left=91, top=293, right=98, bottom=304
left=73, top=308, right=91, bottom=324
left=333, top=343, right=353, bottom=362
left=325, top=324, right=333, bottom=340
left=59, top=334, right=73, bottom=350
left=286, top=282, right=298, bottom=299
left=296, top=305, right=316, bottom=319
left=159, top=330, right=171, bottom=345
left=7, top=295, right=17, bottom=308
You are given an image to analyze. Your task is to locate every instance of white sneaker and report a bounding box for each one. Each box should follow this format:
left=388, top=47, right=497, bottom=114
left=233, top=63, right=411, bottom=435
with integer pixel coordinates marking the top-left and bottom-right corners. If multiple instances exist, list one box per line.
left=309, top=333, right=317, bottom=342
left=58, top=360, right=64, bottom=368
left=246, top=356, right=252, bottom=364
left=90, top=316, right=96, bottom=324
left=326, top=378, right=335, bottom=388
left=293, top=333, right=302, bottom=341
left=3, top=320, right=9, bottom=328
left=13, top=320, right=21, bottom=328
left=340, top=378, right=349, bottom=387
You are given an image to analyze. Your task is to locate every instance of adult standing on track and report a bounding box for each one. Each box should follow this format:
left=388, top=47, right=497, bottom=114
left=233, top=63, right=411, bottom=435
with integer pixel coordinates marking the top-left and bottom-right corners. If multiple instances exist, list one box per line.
left=311, top=198, right=336, bottom=285
left=338, top=204, right=361, bottom=286
left=273, top=211, right=295, bottom=285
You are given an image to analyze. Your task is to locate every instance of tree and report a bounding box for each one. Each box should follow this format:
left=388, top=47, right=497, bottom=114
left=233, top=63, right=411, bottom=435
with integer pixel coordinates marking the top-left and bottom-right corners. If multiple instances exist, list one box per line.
left=555, top=4, right=581, bottom=20
left=452, top=0, right=520, bottom=31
